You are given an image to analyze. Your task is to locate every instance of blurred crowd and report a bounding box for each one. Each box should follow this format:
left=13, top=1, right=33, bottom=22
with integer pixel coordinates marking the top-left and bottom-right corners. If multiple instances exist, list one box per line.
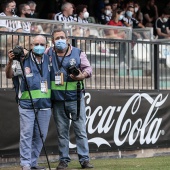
left=0, top=0, right=170, bottom=39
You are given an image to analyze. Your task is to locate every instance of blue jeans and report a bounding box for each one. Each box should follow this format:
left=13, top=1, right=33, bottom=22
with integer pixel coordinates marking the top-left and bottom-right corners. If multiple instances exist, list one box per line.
left=19, top=106, right=51, bottom=167
left=53, top=97, right=89, bottom=164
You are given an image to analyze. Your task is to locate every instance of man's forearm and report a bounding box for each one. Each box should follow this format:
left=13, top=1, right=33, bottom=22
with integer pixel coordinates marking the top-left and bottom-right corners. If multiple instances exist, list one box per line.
left=6, top=60, right=13, bottom=78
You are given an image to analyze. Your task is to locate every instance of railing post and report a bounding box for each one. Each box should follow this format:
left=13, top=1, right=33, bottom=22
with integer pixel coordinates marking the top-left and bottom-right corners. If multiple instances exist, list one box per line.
left=154, top=43, right=159, bottom=90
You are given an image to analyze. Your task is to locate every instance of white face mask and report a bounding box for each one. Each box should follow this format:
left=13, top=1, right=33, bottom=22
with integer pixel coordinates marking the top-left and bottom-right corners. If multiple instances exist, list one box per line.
left=119, top=15, right=124, bottom=20
left=163, top=17, right=168, bottom=23
left=105, top=10, right=111, bottom=16
left=83, top=11, right=89, bottom=18
left=134, top=7, right=138, bottom=12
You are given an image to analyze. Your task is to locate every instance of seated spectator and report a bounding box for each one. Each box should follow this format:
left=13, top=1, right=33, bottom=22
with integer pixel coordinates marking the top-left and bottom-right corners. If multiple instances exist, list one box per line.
left=27, top=1, right=37, bottom=18
left=118, top=0, right=134, bottom=18
left=142, top=0, right=158, bottom=27
left=54, top=2, right=74, bottom=22
left=117, top=0, right=124, bottom=9
left=107, top=8, right=123, bottom=27
left=111, top=0, right=118, bottom=13
left=74, top=4, right=89, bottom=23
left=95, top=0, right=109, bottom=23
left=0, top=0, right=22, bottom=32
left=133, top=1, right=143, bottom=24
left=155, top=8, right=170, bottom=39
left=123, top=0, right=134, bottom=11
left=107, top=8, right=126, bottom=43
left=100, top=3, right=112, bottom=24
left=18, top=4, right=32, bottom=33
left=123, top=6, right=144, bottom=28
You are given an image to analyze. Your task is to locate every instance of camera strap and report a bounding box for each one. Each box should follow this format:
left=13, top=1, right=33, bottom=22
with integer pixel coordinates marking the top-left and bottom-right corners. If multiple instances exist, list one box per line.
left=64, top=77, right=82, bottom=121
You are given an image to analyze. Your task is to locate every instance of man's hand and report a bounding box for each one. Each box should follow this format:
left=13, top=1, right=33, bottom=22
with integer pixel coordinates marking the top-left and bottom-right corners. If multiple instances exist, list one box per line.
left=70, top=70, right=86, bottom=81
left=8, top=50, right=15, bottom=62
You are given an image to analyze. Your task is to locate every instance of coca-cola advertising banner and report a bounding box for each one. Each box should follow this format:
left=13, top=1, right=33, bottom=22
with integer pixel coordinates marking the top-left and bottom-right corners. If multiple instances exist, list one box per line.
left=0, top=90, right=170, bottom=156
left=79, top=90, right=170, bottom=152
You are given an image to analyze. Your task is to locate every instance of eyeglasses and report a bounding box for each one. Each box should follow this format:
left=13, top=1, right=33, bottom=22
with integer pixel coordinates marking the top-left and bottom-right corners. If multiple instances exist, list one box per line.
left=55, top=36, right=66, bottom=40
left=34, top=43, right=45, bottom=46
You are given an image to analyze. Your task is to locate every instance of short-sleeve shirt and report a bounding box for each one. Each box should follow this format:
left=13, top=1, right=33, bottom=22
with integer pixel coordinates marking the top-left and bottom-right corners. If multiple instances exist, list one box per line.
left=155, top=17, right=169, bottom=39
left=142, top=6, right=156, bottom=25
left=0, top=12, right=22, bottom=32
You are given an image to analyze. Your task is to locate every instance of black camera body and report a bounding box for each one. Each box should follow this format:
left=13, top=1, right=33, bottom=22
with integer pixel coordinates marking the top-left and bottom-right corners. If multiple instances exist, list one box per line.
left=68, top=65, right=79, bottom=76
left=12, top=45, right=25, bottom=61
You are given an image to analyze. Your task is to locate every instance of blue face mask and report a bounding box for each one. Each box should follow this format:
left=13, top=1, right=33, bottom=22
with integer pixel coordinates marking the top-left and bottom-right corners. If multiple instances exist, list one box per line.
left=33, top=45, right=45, bottom=55
left=126, top=11, right=133, bottom=18
left=55, top=39, right=67, bottom=51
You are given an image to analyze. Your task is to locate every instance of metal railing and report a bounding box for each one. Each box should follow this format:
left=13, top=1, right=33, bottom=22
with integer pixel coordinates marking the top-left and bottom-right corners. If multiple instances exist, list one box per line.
left=0, top=31, right=170, bottom=90
left=0, top=16, right=169, bottom=90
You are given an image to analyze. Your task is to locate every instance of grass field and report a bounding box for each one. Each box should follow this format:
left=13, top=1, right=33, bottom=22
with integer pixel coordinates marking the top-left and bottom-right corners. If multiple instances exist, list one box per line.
left=1, top=156, right=170, bottom=170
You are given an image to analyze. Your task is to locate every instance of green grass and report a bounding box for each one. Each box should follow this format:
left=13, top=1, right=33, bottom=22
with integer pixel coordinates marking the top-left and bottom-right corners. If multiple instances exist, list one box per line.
left=1, top=156, right=170, bottom=170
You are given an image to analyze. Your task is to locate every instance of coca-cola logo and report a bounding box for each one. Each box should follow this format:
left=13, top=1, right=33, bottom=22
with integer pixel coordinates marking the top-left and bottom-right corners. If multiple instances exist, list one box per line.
left=69, top=93, right=168, bottom=148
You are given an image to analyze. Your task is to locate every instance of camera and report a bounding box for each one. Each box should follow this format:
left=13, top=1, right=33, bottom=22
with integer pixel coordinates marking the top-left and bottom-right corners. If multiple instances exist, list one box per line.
left=12, top=45, right=25, bottom=61
left=68, top=65, right=79, bottom=76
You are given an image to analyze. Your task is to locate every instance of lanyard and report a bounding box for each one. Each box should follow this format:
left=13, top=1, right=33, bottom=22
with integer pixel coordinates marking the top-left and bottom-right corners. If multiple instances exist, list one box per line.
left=32, top=54, right=43, bottom=77
left=54, top=46, right=69, bottom=71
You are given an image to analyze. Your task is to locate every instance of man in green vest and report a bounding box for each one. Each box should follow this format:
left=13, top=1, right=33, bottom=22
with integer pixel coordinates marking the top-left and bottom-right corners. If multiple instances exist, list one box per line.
left=6, top=35, right=51, bottom=170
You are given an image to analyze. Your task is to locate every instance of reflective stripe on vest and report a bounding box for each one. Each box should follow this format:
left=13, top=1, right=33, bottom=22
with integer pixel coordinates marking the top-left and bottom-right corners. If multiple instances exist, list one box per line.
left=20, top=89, right=51, bottom=99
left=51, top=81, right=82, bottom=90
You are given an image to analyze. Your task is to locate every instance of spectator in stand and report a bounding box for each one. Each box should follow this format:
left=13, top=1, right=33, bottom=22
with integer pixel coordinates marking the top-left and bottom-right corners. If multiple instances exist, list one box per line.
left=95, top=0, right=109, bottom=23
left=27, top=1, right=37, bottom=18
left=155, top=8, right=170, bottom=39
left=133, top=1, right=143, bottom=24
left=74, top=4, right=89, bottom=23
left=107, top=8, right=123, bottom=27
left=0, top=0, right=22, bottom=32
left=124, top=0, right=134, bottom=11
left=18, top=4, right=32, bottom=33
left=117, top=0, right=124, bottom=9
left=142, top=0, right=158, bottom=27
left=123, top=6, right=144, bottom=28
left=111, top=0, right=118, bottom=13
left=107, top=8, right=126, bottom=39
left=119, top=0, right=134, bottom=17
left=100, top=3, right=112, bottom=24
left=54, top=2, right=74, bottom=22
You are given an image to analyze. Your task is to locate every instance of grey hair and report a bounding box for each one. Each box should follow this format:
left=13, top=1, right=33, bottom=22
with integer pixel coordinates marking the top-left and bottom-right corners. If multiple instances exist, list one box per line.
left=61, top=2, right=72, bottom=12
left=27, top=1, right=36, bottom=6
left=31, top=35, right=47, bottom=44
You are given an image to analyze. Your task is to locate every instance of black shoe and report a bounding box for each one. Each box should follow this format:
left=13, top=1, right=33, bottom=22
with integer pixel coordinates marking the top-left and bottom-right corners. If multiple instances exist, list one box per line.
left=31, top=166, right=46, bottom=170
left=81, top=161, right=93, bottom=169
left=56, top=161, right=68, bottom=170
